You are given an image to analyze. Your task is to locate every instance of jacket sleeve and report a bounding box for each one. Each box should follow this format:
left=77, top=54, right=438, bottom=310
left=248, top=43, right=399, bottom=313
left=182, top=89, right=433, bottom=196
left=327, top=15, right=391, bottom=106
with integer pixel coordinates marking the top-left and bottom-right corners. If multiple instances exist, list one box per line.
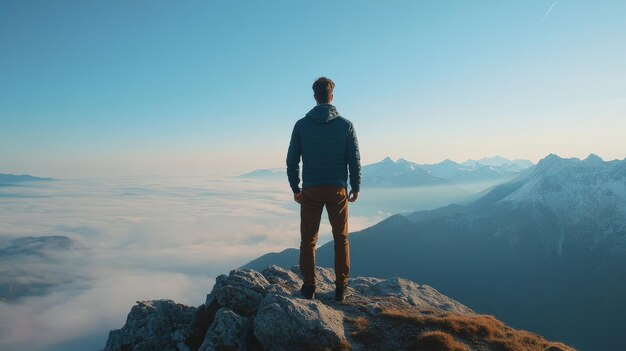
left=286, top=122, right=302, bottom=193
left=346, top=123, right=361, bottom=192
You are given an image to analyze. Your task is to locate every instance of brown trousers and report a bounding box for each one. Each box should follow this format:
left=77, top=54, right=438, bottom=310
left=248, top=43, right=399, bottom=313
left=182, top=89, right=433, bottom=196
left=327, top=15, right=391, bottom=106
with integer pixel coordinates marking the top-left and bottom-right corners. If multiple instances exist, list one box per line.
left=299, top=185, right=350, bottom=288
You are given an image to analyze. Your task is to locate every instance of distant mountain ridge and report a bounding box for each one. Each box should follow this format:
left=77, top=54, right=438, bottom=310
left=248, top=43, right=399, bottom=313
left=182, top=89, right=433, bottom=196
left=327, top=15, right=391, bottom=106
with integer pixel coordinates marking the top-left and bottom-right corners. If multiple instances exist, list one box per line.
left=362, top=157, right=450, bottom=187
left=361, top=156, right=533, bottom=187
left=464, top=156, right=534, bottom=169
left=238, top=168, right=284, bottom=179
left=243, top=153, right=626, bottom=350
left=239, top=156, right=534, bottom=188
left=0, top=173, right=53, bottom=184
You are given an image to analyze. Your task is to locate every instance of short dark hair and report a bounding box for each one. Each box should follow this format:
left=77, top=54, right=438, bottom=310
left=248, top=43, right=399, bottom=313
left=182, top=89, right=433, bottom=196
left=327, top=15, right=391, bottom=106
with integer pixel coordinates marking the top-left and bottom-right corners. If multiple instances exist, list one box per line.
left=312, top=77, right=335, bottom=104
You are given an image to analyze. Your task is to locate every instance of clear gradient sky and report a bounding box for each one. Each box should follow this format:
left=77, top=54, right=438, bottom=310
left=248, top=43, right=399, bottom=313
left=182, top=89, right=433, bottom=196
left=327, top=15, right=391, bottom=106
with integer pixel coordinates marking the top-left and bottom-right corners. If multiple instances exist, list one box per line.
left=1, top=1, right=625, bottom=177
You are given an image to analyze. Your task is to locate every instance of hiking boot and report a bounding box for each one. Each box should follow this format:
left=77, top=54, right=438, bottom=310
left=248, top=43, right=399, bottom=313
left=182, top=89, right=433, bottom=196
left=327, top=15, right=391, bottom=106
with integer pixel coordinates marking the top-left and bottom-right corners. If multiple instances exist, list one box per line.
left=335, top=285, right=347, bottom=302
left=300, top=284, right=315, bottom=299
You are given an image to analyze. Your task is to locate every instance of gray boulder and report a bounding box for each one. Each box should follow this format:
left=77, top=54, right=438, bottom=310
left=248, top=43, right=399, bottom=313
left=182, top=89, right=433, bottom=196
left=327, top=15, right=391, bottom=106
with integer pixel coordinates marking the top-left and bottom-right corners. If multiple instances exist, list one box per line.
left=350, top=276, right=473, bottom=315
left=199, top=308, right=251, bottom=351
left=288, top=265, right=336, bottom=293
left=253, top=293, right=347, bottom=351
left=103, top=300, right=196, bottom=351
left=262, top=264, right=302, bottom=290
left=211, top=268, right=269, bottom=315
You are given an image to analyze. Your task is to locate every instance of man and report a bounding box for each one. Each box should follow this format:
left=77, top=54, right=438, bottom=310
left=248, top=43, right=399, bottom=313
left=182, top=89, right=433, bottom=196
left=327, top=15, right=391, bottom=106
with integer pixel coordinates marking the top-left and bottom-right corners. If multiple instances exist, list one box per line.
left=286, top=77, right=361, bottom=302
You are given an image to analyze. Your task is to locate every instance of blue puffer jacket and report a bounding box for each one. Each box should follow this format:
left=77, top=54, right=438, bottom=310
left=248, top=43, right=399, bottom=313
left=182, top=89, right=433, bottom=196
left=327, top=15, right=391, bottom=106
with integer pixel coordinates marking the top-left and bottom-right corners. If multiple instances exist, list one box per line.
left=286, top=104, right=361, bottom=194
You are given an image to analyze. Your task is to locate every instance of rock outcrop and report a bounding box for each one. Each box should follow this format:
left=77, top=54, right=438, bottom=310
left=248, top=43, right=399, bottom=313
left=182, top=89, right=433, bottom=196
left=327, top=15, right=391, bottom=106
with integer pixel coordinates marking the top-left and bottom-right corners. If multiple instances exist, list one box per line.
left=104, top=300, right=196, bottom=351
left=103, top=266, right=575, bottom=351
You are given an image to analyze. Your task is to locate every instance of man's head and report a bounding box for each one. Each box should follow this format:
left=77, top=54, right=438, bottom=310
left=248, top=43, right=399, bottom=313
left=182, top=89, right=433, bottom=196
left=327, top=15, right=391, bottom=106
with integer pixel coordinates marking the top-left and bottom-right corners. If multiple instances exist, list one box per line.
left=312, top=77, right=335, bottom=104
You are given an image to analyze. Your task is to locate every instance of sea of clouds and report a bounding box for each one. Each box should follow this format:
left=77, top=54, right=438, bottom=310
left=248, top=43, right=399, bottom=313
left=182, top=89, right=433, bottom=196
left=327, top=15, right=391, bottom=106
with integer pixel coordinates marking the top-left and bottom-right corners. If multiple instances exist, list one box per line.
left=0, top=175, right=486, bottom=350
left=0, top=176, right=385, bottom=351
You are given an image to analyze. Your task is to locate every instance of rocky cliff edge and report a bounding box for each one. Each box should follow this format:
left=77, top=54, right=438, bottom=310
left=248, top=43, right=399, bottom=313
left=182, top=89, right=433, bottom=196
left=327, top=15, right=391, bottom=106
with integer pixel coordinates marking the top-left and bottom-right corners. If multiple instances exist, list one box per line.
left=103, top=265, right=574, bottom=351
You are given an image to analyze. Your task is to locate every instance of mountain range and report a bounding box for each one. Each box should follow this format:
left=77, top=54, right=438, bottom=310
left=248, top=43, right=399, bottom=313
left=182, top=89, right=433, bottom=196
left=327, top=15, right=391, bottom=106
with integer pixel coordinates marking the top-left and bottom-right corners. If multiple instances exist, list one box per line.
left=364, top=157, right=532, bottom=187
left=244, top=153, right=626, bottom=350
left=464, top=156, right=534, bottom=169
left=239, top=156, right=534, bottom=188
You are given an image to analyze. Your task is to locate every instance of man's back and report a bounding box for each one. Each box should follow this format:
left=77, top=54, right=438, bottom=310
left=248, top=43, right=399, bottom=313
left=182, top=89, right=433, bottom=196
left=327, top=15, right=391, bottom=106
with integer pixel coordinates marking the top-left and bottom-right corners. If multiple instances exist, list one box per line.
left=286, top=104, right=360, bottom=194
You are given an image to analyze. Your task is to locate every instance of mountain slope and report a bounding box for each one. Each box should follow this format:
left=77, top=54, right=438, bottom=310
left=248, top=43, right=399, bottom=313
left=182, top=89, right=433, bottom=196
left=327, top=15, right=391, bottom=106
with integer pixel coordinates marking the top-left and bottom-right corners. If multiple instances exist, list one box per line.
left=244, top=154, right=626, bottom=350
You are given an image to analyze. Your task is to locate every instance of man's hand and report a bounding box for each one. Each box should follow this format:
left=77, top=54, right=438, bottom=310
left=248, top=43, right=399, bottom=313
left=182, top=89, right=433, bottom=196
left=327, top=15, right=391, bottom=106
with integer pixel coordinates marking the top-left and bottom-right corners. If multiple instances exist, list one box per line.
left=294, top=192, right=302, bottom=204
left=348, top=190, right=359, bottom=202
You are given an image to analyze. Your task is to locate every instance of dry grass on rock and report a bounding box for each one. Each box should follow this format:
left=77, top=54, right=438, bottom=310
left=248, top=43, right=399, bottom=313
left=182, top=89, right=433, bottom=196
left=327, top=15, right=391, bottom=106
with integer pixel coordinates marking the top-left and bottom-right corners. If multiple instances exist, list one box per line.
left=379, top=308, right=574, bottom=351
left=410, top=330, right=469, bottom=351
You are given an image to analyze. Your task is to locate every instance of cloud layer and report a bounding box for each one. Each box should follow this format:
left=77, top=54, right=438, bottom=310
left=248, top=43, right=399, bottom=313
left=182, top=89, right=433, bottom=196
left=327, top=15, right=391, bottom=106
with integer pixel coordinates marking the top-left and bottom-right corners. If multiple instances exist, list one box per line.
left=0, top=176, right=387, bottom=350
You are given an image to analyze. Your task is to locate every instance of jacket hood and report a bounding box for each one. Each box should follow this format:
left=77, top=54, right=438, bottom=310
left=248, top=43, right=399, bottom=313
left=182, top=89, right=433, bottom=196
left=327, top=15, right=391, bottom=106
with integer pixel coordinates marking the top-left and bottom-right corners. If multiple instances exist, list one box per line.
left=305, top=104, right=340, bottom=124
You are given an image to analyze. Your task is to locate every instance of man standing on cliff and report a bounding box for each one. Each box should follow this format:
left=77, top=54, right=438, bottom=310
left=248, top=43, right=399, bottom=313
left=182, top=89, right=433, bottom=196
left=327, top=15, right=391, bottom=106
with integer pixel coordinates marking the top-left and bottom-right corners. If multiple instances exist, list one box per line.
left=286, top=77, right=361, bottom=301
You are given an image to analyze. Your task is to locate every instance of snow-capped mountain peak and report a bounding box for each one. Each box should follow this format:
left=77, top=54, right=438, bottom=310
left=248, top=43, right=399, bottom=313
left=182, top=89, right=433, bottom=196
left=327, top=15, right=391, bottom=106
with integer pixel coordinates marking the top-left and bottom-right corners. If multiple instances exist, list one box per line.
left=584, top=153, right=603, bottom=163
left=396, top=157, right=411, bottom=164
left=497, top=155, right=626, bottom=222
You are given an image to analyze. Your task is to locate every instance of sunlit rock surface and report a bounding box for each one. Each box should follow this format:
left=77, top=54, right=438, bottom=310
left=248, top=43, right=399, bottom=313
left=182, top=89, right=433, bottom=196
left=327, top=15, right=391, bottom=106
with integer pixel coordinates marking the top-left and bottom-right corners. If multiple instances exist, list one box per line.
left=103, top=265, right=574, bottom=351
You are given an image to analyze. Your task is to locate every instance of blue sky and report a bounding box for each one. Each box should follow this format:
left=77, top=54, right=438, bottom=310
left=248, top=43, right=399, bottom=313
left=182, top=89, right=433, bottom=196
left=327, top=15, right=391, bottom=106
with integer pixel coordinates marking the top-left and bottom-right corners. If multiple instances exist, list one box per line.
left=1, top=0, right=625, bottom=177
